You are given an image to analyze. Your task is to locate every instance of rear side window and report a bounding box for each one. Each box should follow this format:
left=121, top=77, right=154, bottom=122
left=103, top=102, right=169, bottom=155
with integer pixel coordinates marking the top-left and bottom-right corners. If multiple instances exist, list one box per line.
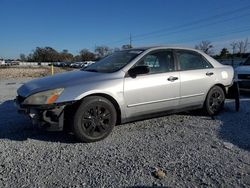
left=176, top=50, right=213, bottom=71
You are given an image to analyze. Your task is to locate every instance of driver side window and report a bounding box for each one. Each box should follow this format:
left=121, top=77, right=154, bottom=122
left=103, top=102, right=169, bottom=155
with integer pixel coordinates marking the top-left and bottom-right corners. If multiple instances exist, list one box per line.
left=135, top=50, right=175, bottom=74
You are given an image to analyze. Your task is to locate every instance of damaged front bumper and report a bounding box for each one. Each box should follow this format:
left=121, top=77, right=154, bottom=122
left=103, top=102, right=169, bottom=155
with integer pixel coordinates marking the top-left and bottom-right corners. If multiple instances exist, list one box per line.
left=14, top=96, right=74, bottom=131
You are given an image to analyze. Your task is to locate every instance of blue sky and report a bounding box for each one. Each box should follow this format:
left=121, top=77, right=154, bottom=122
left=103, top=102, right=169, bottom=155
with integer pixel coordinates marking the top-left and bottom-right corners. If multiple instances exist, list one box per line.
left=0, top=0, right=250, bottom=59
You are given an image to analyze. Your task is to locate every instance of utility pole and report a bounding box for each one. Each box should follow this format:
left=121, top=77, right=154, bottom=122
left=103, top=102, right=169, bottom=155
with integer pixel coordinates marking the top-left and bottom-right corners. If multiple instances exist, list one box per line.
left=129, top=33, right=132, bottom=47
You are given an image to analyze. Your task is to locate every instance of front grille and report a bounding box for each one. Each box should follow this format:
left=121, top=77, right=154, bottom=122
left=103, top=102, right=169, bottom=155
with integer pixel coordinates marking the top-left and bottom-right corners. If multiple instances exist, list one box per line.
left=238, top=74, right=250, bottom=80
left=238, top=81, right=250, bottom=89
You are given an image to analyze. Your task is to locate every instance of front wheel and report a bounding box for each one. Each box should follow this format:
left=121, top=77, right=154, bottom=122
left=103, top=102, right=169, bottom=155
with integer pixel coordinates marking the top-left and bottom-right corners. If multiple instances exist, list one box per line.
left=204, top=86, right=225, bottom=116
left=73, top=96, right=117, bottom=142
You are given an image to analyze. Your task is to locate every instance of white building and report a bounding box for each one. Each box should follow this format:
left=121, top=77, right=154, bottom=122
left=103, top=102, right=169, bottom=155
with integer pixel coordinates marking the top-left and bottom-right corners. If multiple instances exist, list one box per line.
left=0, top=59, right=5, bottom=65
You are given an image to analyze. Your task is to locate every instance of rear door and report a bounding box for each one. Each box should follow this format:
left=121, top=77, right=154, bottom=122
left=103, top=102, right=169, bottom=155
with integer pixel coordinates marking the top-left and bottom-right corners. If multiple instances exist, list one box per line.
left=123, top=50, right=180, bottom=118
left=175, top=50, right=215, bottom=107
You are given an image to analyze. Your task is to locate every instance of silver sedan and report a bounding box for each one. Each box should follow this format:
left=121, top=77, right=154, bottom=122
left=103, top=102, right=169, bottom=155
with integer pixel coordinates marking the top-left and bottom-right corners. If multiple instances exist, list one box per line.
left=16, top=46, right=234, bottom=142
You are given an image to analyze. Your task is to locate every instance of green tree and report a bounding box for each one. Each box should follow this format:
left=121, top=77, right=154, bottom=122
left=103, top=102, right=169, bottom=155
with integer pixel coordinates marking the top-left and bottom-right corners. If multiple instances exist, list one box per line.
left=74, top=55, right=81, bottom=62
left=20, top=53, right=26, bottom=61
left=59, top=49, right=74, bottom=62
left=32, top=47, right=60, bottom=62
left=219, top=48, right=229, bottom=58
left=79, top=49, right=96, bottom=61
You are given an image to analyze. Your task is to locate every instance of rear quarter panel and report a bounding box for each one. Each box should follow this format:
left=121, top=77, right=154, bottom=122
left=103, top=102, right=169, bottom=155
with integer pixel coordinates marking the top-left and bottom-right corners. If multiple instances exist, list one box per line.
left=213, top=65, right=234, bottom=87
left=201, top=51, right=234, bottom=87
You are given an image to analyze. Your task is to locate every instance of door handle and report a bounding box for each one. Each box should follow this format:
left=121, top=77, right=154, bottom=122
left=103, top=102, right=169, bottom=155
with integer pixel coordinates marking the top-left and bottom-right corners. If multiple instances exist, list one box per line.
left=206, top=72, right=214, bottom=76
left=167, top=76, right=178, bottom=82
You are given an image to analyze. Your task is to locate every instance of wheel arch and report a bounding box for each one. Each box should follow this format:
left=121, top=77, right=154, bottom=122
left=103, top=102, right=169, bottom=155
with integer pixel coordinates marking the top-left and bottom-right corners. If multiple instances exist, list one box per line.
left=214, top=83, right=226, bottom=95
left=64, top=93, right=122, bottom=132
left=203, top=83, right=226, bottom=116
left=203, top=83, right=226, bottom=106
left=86, top=93, right=121, bottom=125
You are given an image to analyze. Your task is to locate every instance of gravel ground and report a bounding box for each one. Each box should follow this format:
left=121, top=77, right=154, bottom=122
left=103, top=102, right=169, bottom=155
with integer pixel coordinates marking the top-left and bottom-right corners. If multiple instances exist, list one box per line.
left=0, top=78, right=249, bottom=187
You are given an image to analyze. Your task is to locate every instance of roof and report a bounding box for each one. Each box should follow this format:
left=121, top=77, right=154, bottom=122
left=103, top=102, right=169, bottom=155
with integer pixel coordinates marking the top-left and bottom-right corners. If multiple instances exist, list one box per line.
left=123, top=46, right=202, bottom=52
left=153, top=46, right=199, bottom=51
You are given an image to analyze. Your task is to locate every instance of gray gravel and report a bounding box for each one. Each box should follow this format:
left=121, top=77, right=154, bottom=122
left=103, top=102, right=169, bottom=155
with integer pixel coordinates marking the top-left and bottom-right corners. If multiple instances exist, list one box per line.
left=0, top=79, right=249, bottom=187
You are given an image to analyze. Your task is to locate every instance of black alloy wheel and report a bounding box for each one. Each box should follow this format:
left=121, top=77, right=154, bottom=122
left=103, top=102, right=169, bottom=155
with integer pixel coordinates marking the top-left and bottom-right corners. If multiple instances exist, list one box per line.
left=205, top=86, right=225, bottom=116
left=73, top=96, right=117, bottom=142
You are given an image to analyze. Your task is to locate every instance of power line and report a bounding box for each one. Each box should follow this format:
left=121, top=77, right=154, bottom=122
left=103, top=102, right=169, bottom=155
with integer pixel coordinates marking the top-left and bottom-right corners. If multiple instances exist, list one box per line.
left=107, top=37, right=131, bottom=45
left=164, top=27, right=250, bottom=45
left=129, top=33, right=132, bottom=46
left=132, top=5, right=250, bottom=40
left=133, top=12, right=250, bottom=42
left=107, top=4, right=250, bottom=46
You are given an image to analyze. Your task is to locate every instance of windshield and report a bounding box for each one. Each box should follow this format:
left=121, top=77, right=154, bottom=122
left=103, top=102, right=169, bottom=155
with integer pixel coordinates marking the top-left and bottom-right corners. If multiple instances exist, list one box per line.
left=243, top=57, right=250, bottom=65
left=83, top=50, right=144, bottom=73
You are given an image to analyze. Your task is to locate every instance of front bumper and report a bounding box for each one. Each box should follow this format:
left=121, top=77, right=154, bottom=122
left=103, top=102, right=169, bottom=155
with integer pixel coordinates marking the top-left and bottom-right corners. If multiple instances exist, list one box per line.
left=14, top=96, right=73, bottom=131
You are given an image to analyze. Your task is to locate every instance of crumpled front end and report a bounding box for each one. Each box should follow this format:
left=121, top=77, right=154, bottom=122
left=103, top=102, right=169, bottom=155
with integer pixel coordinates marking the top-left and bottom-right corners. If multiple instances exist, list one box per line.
left=15, top=94, right=73, bottom=131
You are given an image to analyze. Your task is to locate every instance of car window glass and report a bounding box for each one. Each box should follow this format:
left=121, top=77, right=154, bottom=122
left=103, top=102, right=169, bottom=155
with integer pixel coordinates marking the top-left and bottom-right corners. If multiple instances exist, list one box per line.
left=176, top=51, right=213, bottom=71
left=135, top=51, right=175, bottom=74
left=144, top=55, right=160, bottom=68
left=84, top=50, right=144, bottom=73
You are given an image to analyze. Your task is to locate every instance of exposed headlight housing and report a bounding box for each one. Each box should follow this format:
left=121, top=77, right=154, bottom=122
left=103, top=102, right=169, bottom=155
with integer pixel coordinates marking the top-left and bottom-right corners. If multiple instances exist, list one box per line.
left=23, top=88, right=64, bottom=105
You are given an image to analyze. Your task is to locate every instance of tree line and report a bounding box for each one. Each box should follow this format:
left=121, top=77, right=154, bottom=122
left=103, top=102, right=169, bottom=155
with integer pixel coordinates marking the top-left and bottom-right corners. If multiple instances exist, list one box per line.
left=19, top=44, right=132, bottom=62
left=195, top=38, right=250, bottom=59
left=19, top=38, right=249, bottom=62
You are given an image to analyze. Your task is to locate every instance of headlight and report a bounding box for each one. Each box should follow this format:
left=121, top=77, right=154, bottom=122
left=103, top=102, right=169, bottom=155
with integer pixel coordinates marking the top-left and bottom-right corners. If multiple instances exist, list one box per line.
left=23, top=88, right=64, bottom=105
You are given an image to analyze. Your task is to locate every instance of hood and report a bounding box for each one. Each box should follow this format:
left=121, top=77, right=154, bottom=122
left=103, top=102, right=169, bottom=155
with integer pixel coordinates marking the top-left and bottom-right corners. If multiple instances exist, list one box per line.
left=235, top=65, right=250, bottom=74
left=17, top=70, right=110, bottom=97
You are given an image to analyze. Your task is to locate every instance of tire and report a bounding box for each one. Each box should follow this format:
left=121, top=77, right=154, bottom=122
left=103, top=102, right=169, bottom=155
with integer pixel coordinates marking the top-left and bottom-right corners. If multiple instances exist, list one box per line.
left=235, top=83, right=240, bottom=112
left=73, top=96, right=117, bottom=142
left=227, top=82, right=240, bottom=111
left=204, top=86, right=225, bottom=116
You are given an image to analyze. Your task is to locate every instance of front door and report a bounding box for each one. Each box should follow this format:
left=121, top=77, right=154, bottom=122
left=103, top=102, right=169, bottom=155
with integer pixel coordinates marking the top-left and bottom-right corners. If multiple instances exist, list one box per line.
left=124, top=50, right=180, bottom=118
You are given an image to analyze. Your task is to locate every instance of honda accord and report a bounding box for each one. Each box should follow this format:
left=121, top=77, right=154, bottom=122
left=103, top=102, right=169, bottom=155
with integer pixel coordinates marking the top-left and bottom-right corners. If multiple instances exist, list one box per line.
left=15, top=47, right=234, bottom=142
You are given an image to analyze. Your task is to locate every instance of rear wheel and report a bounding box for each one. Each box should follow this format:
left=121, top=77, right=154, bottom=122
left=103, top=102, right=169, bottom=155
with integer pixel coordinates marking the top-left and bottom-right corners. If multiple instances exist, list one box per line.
left=73, top=96, right=117, bottom=142
left=204, top=86, right=225, bottom=116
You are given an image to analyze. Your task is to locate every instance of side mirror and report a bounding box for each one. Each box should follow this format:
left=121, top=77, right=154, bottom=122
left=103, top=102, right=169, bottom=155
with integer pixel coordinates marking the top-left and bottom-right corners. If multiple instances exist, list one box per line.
left=128, top=65, right=150, bottom=78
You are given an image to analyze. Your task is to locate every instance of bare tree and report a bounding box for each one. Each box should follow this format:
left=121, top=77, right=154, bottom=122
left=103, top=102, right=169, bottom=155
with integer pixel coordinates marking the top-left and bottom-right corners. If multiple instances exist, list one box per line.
left=237, top=38, right=249, bottom=54
left=243, top=38, right=249, bottom=52
left=230, top=41, right=238, bottom=54
left=195, top=40, right=214, bottom=55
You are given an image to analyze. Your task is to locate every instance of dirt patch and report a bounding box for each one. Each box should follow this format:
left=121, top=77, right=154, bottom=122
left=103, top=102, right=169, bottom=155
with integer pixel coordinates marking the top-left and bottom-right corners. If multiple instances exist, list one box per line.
left=0, top=67, right=73, bottom=79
